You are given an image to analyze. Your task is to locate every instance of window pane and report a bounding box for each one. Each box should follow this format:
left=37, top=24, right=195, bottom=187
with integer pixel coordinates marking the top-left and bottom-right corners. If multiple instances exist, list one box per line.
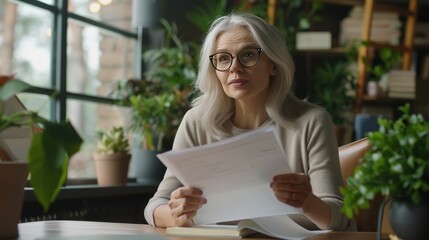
left=0, top=1, right=52, bottom=87
left=36, top=0, right=54, bottom=4
left=70, top=0, right=134, bottom=31
left=67, top=100, right=130, bottom=179
left=67, top=21, right=135, bottom=97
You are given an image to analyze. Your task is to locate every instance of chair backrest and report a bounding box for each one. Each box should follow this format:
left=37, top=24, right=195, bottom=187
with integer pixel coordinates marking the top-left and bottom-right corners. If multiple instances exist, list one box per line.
left=338, top=138, right=372, bottom=185
left=338, top=138, right=384, bottom=232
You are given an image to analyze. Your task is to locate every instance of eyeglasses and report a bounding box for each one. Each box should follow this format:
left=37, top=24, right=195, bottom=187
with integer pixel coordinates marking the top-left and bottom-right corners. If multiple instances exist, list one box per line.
left=209, top=48, right=262, bottom=72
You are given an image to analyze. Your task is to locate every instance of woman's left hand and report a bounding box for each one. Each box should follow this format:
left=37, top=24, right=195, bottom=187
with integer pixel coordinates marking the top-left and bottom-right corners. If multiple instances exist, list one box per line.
left=270, top=173, right=313, bottom=208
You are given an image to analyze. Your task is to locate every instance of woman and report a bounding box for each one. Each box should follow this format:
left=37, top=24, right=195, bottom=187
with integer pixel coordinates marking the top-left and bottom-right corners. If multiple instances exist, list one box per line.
left=144, top=12, right=356, bottom=231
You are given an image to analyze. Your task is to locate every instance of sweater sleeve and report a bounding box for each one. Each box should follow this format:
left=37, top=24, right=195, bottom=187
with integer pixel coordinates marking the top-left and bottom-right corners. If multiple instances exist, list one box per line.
left=143, top=111, right=196, bottom=226
left=305, top=108, right=356, bottom=231
left=143, top=169, right=182, bottom=226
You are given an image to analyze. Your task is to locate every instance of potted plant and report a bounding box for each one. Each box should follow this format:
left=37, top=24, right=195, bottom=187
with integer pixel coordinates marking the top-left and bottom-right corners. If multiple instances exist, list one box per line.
left=112, top=19, right=196, bottom=183
left=93, top=126, right=131, bottom=186
left=0, top=75, right=83, bottom=238
left=366, top=47, right=402, bottom=97
left=340, top=104, right=429, bottom=240
left=309, top=60, right=356, bottom=145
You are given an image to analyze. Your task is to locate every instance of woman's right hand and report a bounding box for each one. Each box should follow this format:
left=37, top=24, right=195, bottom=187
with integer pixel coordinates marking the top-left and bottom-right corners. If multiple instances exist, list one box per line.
left=168, top=187, right=207, bottom=226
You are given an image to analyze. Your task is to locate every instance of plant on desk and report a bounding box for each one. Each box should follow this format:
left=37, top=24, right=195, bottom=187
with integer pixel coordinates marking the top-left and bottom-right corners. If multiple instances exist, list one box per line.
left=93, top=126, right=130, bottom=186
left=0, top=75, right=83, bottom=211
left=340, top=104, right=429, bottom=240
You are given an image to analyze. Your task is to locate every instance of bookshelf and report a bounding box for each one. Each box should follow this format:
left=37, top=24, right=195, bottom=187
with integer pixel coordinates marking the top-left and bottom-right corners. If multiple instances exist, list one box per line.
left=354, top=0, right=418, bottom=113
left=267, top=0, right=419, bottom=112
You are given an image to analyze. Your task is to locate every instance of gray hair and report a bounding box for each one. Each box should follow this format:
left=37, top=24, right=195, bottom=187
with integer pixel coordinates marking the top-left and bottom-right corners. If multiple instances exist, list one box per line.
left=192, top=12, right=295, bottom=136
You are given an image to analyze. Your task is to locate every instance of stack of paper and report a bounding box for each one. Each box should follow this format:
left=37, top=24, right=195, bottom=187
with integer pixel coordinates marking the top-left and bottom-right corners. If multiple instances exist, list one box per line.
left=157, top=126, right=302, bottom=225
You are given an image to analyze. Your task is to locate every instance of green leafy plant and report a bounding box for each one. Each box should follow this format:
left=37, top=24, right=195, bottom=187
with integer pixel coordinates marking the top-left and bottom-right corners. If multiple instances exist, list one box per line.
left=186, top=0, right=322, bottom=52
left=128, top=92, right=180, bottom=151
left=186, top=0, right=229, bottom=33
left=113, top=19, right=195, bottom=151
left=347, top=41, right=402, bottom=83
left=0, top=75, right=83, bottom=211
left=240, top=0, right=323, bottom=51
left=341, top=104, right=429, bottom=218
left=95, top=126, right=129, bottom=154
left=367, top=47, right=402, bottom=82
left=310, top=61, right=356, bottom=125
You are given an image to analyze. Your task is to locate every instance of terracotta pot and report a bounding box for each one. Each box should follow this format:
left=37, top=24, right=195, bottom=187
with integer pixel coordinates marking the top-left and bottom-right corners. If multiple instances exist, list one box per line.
left=0, top=162, right=28, bottom=238
left=93, top=152, right=131, bottom=186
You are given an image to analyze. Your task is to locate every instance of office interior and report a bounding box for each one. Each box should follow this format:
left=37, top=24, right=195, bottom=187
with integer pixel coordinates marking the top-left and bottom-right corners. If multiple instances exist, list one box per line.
left=0, top=0, right=429, bottom=230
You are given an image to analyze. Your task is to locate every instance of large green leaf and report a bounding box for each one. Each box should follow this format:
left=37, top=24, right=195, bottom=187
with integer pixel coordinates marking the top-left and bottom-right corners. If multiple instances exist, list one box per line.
left=0, top=79, right=32, bottom=101
left=27, top=121, right=83, bottom=211
left=28, top=130, right=68, bottom=211
left=41, top=121, right=83, bottom=156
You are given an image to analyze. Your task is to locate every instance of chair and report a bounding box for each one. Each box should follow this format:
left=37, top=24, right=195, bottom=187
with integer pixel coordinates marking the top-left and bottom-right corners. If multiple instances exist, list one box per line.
left=354, top=113, right=380, bottom=140
left=338, top=138, right=391, bottom=232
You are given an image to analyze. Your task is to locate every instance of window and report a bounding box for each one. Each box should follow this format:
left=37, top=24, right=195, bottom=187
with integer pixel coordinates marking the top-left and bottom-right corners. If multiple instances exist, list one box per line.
left=0, top=0, right=137, bottom=179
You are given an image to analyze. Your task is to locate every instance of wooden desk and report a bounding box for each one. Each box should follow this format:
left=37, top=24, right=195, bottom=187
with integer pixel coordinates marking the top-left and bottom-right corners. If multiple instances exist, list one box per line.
left=17, top=220, right=378, bottom=240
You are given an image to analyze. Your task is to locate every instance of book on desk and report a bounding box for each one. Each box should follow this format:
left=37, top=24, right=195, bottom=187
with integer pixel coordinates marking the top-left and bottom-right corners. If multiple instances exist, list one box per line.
left=166, top=215, right=330, bottom=239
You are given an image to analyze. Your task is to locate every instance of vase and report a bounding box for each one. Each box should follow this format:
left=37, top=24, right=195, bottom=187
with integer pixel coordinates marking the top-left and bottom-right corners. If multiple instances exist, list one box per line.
left=131, top=148, right=166, bottom=184
left=93, top=152, right=131, bottom=186
left=389, top=196, right=429, bottom=240
left=129, top=133, right=166, bottom=184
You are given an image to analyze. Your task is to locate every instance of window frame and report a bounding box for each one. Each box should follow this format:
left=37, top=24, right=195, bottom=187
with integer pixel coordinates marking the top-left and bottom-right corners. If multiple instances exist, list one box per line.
left=15, top=0, right=139, bottom=123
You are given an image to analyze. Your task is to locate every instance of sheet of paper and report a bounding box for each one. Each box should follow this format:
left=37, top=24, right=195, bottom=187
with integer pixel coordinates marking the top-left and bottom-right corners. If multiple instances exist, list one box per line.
left=157, top=126, right=302, bottom=225
left=247, top=215, right=330, bottom=240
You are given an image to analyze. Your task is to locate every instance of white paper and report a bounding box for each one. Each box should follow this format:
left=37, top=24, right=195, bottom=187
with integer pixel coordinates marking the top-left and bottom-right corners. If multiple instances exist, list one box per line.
left=243, top=215, right=330, bottom=240
left=157, top=126, right=302, bottom=225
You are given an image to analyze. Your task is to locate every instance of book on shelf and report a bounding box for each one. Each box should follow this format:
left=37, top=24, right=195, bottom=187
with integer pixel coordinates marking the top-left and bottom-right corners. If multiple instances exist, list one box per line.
left=340, top=17, right=401, bottom=29
left=387, top=70, right=416, bottom=91
left=339, top=6, right=401, bottom=46
left=388, top=81, right=415, bottom=88
left=388, top=91, right=416, bottom=99
left=296, top=31, right=332, bottom=50
left=348, top=6, right=401, bottom=21
left=388, top=87, right=415, bottom=95
left=166, top=215, right=330, bottom=239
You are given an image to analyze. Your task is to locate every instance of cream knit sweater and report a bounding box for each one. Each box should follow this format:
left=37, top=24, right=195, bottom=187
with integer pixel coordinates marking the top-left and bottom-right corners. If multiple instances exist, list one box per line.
left=144, top=97, right=356, bottom=231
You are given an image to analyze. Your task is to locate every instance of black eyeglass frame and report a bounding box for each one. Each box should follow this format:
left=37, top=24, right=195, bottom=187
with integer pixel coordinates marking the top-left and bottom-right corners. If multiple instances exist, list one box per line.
left=209, top=48, right=262, bottom=72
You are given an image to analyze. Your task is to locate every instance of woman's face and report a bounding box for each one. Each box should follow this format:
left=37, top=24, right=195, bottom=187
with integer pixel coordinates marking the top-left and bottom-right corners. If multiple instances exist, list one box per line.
left=212, top=26, right=275, bottom=102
